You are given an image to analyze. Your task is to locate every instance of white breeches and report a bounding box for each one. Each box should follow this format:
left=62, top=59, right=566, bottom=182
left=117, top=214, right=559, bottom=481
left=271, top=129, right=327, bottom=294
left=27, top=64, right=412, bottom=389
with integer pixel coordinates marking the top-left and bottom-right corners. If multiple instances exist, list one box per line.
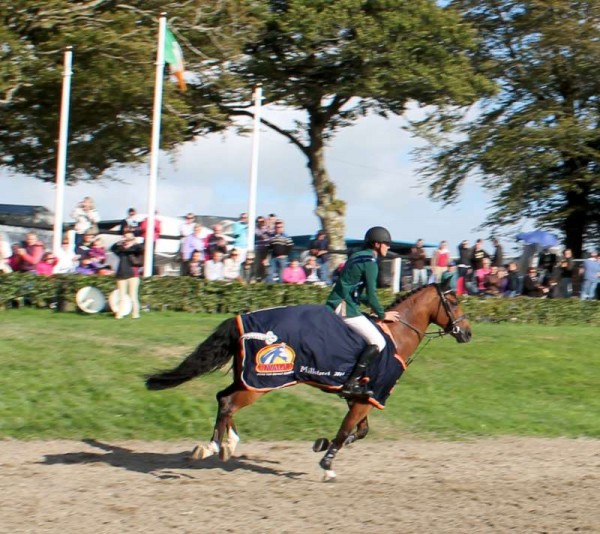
left=343, top=314, right=386, bottom=351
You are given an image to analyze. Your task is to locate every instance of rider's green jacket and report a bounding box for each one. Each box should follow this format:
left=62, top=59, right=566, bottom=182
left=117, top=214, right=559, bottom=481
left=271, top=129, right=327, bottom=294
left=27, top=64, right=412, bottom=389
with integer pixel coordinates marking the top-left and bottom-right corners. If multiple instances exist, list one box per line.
left=325, top=249, right=385, bottom=320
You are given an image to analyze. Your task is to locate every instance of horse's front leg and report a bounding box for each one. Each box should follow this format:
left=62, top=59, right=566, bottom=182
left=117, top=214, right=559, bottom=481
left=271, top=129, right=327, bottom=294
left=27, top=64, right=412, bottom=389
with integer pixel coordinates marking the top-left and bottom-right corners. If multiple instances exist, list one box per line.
left=320, top=401, right=373, bottom=481
left=344, top=414, right=369, bottom=446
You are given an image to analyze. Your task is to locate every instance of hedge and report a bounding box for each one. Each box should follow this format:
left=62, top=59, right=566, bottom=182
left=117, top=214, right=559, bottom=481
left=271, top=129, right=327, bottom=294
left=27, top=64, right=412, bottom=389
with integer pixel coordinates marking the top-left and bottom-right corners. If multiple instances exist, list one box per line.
left=1, top=273, right=599, bottom=326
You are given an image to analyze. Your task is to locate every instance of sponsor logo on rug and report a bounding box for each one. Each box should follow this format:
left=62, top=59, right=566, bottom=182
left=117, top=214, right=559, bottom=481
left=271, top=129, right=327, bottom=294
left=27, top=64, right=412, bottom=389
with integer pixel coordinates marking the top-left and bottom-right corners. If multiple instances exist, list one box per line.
left=255, top=343, right=296, bottom=374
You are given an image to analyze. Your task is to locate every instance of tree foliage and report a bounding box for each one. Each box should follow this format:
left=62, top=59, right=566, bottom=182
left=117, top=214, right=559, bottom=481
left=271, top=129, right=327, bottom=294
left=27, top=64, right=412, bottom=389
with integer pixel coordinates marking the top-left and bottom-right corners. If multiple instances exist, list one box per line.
left=414, top=0, right=600, bottom=256
left=0, top=1, right=254, bottom=182
left=217, top=0, right=493, bottom=248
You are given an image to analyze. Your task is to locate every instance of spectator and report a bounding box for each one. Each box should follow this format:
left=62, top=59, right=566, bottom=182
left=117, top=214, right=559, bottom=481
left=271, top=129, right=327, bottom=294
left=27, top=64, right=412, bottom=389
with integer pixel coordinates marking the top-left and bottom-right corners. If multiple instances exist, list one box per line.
left=558, top=248, right=575, bottom=298
left=36, top=252, right=57, bottom=276
left=181, top=224, right=210, bottom=263
left=87, top=237, right=110, bottom=272
left=538, top=247, right=558, bottom=285
left=223, top=249, right=243, bottom=281
left=240, top=251, right=257, bottom=284
left=409, top=238, right=428, bottom=288
left=8, top=243, right=22, bottom=272
left=309, top=230, right=330, bottom=283
left=282, top=258, right=307, bottom=284
left=483, top=265, right=502, bottom=297
left=182, top=250, right=203, bottom=278
left=75, top=256, right=97, bottom=275
left=303, top=255, right=322, bottom=284
left=54, top=236, right=78, bottom=274
left=431, top=240, right=450, bottom=283
left=580, top=251, right=600, bottom=301
left=254, top=216, right=271, bottom=282
left=491, top=238, right=504, bottom=267
left=16, top=232, right=45, bottom=272
left=471, top=239, right=490, bottom=271
left=204, top=250, right=225, bottom=281
left=206, top=224, right=230, bottom=256
left=503, top=262, right=521, bottom=297
left=111, top=231, right=144, bottom=319
left=179, top=213, right=196, bottom=241
left=0, top=232, right=13, bottom=273
left=266, top=213, right=278, bottom=236
left=456, top=239, right=472, bottom=295
left=75, top=231, right=96, bottom=259
left=269, top=219, right=294, bottom=283
left=474, top=257, right=492, bottom=294
left=232, top=213, right=249, bottom=262
left=522, top=267, right=550, bottom=297
left=71, top=196, right=100, bottom=248
left=119, top=207, right=141, bottom=236
left=440, top=262, right=458, bottom=291
left=140, top=210, right=162, bottom=244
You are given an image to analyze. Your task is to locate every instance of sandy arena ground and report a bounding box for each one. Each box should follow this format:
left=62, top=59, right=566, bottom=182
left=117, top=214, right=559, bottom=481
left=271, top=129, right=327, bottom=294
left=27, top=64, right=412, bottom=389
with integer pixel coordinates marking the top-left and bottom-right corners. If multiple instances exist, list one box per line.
left=0, top=437, right=598, bottom=533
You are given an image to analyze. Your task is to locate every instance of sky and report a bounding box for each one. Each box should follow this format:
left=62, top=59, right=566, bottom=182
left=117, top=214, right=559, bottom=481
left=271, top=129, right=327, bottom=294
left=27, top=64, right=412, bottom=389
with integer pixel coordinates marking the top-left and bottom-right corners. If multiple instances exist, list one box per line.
left=0, top=103, right=514, bottom=252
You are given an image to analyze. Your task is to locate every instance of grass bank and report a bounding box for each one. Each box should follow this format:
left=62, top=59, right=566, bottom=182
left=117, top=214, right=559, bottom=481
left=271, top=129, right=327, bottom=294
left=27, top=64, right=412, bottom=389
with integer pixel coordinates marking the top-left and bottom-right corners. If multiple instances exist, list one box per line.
left=1, top=309, right=598, bottom=440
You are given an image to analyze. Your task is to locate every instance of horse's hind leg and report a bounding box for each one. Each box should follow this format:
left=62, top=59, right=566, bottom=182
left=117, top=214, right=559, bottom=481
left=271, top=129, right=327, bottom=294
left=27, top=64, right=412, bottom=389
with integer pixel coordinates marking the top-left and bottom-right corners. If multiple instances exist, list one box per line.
left=320, top=401, right=372, bottom=480
left=191, top=385, right=264, bottom=462
left=191, top=383, right=237, bottom=460
left=344, top=415, right=369, bottom=446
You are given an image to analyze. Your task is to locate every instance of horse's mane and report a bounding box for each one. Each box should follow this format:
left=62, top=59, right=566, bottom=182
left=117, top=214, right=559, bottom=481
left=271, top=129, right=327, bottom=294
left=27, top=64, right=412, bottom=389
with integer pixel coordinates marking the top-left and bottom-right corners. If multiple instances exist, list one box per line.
left=384, top=284, right=435, bottom=311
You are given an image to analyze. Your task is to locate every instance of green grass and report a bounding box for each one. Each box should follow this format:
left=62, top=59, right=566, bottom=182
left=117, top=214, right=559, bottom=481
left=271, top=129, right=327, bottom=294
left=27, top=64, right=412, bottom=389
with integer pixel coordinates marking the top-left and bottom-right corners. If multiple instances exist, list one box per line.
left=1, top=309, right=598, bottom=441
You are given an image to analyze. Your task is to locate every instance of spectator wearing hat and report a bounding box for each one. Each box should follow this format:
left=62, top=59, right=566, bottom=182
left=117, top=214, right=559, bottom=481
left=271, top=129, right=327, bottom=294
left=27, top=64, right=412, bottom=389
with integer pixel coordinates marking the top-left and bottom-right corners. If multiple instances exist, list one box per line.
left=440, top=261, right=458, bottom=291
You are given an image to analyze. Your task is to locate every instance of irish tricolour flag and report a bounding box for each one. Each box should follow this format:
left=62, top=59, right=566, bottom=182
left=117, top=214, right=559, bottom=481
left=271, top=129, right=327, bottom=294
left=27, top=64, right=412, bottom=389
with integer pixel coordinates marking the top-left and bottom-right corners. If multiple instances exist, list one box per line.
left=164, top=27, right=186, bottom=91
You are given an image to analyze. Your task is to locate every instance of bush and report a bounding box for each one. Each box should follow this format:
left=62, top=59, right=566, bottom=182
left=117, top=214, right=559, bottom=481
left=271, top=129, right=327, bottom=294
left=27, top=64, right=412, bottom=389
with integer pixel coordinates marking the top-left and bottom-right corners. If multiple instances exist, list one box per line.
left=0, top=273, right=598, bottom=325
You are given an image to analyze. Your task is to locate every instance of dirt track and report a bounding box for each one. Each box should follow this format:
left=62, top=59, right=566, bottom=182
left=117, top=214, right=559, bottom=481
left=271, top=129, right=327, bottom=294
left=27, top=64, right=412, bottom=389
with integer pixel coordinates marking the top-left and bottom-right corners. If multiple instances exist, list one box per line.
left=0, top=437, right=598, bottom=533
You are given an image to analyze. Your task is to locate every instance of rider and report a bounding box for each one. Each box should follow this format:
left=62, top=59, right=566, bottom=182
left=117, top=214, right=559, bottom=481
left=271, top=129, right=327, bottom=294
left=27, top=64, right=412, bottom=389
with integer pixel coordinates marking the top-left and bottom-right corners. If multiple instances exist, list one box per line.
left=326, top=226, right=400, bottom=399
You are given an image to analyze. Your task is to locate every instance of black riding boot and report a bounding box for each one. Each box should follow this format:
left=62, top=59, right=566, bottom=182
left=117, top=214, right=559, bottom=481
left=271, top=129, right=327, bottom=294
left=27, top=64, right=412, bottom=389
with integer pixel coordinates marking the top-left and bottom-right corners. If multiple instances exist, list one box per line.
left=341, top=344, right=380, bottom=399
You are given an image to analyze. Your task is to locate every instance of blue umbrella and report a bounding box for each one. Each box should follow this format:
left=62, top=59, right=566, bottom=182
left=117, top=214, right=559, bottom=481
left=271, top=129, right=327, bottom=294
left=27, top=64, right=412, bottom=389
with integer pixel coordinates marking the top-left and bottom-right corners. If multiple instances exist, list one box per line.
left=515, top=230, right=559, bottom=248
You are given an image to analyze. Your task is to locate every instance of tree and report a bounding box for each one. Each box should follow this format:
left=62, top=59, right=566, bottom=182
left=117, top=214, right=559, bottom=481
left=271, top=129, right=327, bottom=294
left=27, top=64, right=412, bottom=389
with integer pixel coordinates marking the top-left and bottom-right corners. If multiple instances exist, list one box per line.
left=0, top=1, right=253, bottom=182
left=414, top=0, right=600, bottom=257
left=216, top=0, right=492, bottom=251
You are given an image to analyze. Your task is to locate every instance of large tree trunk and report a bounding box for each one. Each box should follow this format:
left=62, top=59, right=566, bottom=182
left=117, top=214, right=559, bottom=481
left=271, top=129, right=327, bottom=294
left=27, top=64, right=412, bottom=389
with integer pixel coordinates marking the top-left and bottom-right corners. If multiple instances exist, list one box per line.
left=563, top=188, right=589, bottom=259
left=306, top=122, right=347, bottom=267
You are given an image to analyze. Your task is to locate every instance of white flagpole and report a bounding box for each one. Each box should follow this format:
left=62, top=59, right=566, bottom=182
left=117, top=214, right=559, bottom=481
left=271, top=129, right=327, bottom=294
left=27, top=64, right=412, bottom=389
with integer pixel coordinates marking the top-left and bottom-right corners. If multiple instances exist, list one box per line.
left=52, top=46, right=73, bottom=254
left=246, top=84, right=263, bottom=252
left=144, top=14, right=167, bottom=278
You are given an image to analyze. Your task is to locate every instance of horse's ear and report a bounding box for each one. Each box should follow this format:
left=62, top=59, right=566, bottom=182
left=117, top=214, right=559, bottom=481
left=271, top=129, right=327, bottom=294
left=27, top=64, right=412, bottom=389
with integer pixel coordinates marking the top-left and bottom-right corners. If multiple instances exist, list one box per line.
left=439, top=277, right=452, bottom=293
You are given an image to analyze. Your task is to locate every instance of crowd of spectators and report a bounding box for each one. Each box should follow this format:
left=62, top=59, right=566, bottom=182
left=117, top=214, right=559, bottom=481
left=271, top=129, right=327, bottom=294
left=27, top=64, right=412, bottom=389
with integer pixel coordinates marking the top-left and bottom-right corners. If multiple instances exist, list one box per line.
left=408, top=238, right=600, bottom=300
left=1, top=197, right=598, bottom=300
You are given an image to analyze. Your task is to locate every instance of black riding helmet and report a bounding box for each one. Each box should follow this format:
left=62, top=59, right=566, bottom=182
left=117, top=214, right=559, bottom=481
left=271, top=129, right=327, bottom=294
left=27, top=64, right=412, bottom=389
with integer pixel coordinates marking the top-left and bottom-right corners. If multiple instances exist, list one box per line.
left=364, top=226, right=392, bottom=247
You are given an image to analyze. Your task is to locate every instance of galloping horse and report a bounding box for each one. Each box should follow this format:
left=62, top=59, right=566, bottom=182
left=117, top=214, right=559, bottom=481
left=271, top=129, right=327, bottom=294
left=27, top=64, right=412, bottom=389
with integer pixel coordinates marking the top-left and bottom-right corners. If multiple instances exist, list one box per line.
left=146, top=283, right=472, bottom=479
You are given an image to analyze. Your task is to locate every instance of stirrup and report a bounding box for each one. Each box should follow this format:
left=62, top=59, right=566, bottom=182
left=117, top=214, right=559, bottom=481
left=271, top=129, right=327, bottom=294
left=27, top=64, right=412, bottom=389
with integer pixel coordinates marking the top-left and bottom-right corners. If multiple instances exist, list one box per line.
left=340, top=382, right=373, bottom=400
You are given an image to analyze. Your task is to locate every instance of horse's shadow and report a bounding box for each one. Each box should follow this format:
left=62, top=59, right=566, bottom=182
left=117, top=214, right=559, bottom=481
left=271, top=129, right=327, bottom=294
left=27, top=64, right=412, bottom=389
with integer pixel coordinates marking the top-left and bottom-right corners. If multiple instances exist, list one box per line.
left=40, top=439, right=307, bottom=480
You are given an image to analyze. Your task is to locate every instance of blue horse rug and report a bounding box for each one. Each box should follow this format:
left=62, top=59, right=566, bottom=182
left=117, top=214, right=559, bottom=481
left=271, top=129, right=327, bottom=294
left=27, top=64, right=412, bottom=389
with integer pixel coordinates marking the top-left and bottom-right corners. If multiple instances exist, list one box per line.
left=235, top=304, right=407, bottom=409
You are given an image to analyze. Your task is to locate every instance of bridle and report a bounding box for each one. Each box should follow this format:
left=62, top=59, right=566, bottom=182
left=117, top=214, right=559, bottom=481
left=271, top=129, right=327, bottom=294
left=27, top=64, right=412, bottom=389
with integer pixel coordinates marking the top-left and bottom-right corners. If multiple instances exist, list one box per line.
left=395, top=285, right=468, bottom=365
left=397, top=285, right=466, bottom=340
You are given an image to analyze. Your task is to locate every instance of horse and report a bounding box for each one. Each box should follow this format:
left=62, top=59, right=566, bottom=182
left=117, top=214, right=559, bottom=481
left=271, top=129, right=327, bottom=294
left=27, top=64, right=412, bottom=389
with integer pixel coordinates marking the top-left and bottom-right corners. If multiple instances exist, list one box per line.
left=146, top=283, right=472, bottom=480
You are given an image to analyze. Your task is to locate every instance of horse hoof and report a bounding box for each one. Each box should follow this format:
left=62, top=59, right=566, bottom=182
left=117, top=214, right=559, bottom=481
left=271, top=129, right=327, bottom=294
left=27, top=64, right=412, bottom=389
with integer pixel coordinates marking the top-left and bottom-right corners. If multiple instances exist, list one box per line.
left=322, top=469, right=337, bottom=482
left=190, top=442, right=218, bottom=460
left=312, top=438, right=330, bottom=453
left=219, top=429, right=239, bottom=462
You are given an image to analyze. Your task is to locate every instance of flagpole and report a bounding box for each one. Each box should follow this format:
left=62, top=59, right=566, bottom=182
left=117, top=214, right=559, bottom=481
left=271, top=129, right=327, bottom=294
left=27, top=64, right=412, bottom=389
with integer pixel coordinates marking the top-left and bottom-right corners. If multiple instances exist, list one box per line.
left=53, top=46, right=73, bottom=254
left=246, top=84, right=263, bottom=252
left=144, top=14, right=167, bottom=278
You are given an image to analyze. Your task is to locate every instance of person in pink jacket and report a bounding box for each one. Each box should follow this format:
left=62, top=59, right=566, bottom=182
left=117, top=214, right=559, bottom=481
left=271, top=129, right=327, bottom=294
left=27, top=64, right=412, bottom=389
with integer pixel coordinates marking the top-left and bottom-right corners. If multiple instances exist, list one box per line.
left=16, top=232, right=45, bottom=272
left=281, top=258, right=307, bottom=284
left=36, top=252, right=57, bottom=276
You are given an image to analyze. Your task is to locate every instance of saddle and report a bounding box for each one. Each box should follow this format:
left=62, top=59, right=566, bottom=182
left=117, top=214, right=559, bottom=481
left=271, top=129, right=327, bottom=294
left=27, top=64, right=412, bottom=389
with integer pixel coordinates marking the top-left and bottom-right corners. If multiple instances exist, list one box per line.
left=236, top=304, right=406, bottom=409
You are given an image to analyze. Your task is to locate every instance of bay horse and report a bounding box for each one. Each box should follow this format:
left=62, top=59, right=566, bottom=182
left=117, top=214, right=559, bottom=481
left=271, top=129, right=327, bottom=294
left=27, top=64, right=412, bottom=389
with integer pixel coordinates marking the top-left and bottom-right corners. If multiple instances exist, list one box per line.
left=146, top=283, right=472, bottom=480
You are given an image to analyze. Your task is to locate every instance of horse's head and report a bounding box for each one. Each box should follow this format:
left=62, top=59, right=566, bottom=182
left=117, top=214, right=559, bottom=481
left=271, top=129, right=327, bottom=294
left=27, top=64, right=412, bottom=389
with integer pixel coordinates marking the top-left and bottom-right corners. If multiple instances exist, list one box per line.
left=432, top=283, right=472, bottom=343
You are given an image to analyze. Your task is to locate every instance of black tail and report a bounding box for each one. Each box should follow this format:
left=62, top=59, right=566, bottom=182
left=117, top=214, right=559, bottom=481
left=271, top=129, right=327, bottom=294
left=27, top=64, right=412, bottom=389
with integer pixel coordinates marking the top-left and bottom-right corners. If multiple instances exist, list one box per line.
left=145, top=317, right=239, bottom=391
